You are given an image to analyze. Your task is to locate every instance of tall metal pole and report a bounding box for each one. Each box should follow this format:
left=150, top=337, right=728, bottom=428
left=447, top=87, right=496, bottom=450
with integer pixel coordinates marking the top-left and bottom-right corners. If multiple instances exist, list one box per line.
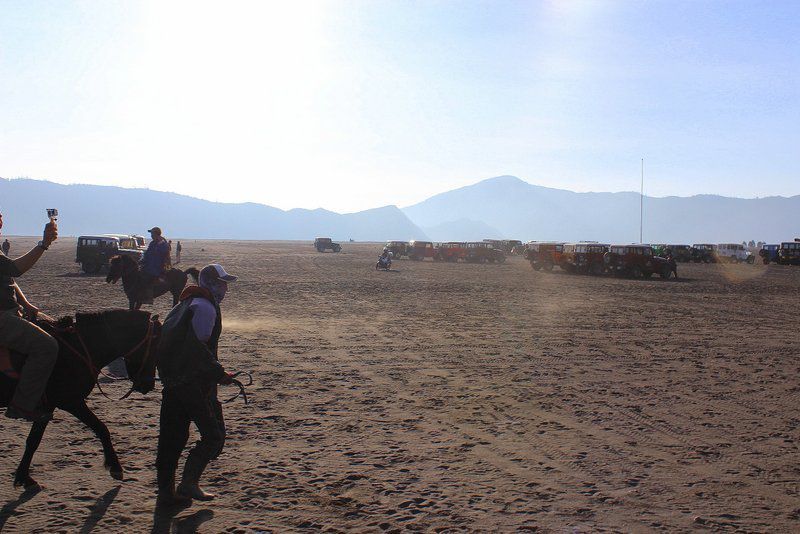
left=640, top=158, right=644, bottom=243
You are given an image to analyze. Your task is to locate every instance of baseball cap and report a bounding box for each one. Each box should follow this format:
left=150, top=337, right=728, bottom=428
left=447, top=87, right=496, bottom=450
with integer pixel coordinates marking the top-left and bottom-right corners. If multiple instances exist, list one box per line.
left=200, top=264, right=237, bottom=283
left=147, top=227, right=162, bottom=234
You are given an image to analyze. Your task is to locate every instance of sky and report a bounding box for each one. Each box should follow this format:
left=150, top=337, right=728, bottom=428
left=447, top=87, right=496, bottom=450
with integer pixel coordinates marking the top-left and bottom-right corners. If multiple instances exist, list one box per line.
left=0, top=0, right=798, bottom=213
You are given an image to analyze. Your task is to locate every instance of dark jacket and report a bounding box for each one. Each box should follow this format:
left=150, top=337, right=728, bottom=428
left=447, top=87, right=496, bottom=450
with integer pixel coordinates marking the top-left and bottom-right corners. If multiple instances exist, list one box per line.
left=156, top=286, right=225, bottom=388
left=142, top=238, right=170, bottom=277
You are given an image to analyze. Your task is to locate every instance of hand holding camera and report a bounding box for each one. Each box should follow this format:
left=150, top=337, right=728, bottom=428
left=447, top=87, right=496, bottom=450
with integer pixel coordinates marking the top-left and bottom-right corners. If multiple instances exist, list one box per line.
left=42, top=209, right=58, bottom=249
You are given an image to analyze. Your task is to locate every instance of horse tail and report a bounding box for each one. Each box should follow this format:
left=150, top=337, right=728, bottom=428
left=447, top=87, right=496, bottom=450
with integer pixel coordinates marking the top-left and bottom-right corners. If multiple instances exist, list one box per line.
left=184, top=267, right=200, bottom=282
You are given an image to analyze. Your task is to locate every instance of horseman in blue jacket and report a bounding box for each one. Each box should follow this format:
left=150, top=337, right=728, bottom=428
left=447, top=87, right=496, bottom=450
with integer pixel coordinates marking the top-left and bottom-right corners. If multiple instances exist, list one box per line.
left=140, top=227, right=171, bottom=304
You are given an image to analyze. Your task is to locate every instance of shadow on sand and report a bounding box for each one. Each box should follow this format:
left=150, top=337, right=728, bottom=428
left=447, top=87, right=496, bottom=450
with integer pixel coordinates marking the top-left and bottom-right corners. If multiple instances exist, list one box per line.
left=0, top=484, right=42, bottom=531
left=79, top=486, right=120, bottom=534
left=151, top=504, right=214, bottom=534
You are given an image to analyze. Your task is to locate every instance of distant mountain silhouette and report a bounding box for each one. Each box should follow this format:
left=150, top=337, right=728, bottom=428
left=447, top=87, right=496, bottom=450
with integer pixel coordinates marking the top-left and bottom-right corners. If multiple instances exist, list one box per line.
left=422, top=218, right=503, bottom=242
left=0, top=178, right=427, bottom=241
left=403, top=175, right=800, bottom=243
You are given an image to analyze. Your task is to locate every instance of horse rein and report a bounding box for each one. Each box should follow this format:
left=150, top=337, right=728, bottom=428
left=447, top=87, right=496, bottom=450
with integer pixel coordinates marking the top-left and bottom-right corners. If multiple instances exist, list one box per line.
left=53, top=317, right=158, bottom=401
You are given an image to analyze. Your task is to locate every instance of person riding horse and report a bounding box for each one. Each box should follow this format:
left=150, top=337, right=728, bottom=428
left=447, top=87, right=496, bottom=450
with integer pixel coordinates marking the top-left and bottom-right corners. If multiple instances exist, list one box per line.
left=140, top=227, right=171, bottom=304
left=0, top=210, right=59, bottom=423
left=155, top=263, right=237, bottom=505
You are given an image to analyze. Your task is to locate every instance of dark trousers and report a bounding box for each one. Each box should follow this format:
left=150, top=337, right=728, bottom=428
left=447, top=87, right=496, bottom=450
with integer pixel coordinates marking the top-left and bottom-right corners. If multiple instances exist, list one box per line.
left=155, top=382, right=225, bottom=475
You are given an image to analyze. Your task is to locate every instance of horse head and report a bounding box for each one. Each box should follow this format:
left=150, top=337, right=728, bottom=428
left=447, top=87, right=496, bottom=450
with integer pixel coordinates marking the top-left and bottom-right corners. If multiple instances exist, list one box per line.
left=106, top=255, right=138, bottom=285
left=122, top=312, right=161, bottom=396
left=106, top=255, right=124, bottom=284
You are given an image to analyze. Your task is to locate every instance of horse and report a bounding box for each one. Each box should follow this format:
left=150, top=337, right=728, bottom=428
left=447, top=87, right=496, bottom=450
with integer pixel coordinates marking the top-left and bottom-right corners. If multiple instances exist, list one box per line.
left=106, top=255, right=199, bottom=310
left=0, top=310, right=160, bottom=490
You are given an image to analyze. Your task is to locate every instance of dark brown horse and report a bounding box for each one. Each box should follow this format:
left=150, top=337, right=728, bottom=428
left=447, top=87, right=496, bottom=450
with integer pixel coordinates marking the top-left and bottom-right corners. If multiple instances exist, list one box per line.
left=106, top=255, right=199, bottom=310
left=0, top=310, right=160, bottom=490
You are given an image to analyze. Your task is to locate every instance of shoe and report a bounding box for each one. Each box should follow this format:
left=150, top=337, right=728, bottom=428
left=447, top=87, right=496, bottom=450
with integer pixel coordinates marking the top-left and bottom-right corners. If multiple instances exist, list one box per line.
left=5, top=404, right=53, bottom=423
left=176, top=481, right=215, bottom=501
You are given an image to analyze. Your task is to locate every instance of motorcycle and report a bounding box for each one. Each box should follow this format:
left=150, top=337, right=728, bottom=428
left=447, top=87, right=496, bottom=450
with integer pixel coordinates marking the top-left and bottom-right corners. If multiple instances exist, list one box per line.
left=376, top=255, right=392, bottom=271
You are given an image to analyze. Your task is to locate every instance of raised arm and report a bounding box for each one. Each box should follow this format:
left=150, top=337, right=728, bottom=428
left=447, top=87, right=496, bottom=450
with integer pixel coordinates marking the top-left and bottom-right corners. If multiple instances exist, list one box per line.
left=11, top=223, right=57, bottom=276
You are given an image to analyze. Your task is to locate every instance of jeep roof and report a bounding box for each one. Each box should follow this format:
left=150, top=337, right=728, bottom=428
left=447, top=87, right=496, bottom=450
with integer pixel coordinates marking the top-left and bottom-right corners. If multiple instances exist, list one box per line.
left=610, top=244, right=653, bottom=254
left=693, top=243, right=715, bottom=250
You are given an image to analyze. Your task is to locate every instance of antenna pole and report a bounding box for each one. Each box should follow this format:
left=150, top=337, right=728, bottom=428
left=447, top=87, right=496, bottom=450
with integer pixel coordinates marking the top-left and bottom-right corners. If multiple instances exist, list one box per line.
left=640, top=158, right=644, bottom=243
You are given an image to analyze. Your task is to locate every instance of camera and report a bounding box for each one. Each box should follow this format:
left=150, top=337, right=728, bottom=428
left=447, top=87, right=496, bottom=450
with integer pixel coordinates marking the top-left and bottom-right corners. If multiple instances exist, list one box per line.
left=47, top=208, right=58, bottom=221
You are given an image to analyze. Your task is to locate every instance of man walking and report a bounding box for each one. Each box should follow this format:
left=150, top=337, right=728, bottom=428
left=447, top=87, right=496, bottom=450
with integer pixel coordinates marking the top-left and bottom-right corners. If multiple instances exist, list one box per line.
left=0, top=211, right=59, bottom=422
left=175, top=241, right=182, bottom=264
left=154, top=264, right=237, bottom=505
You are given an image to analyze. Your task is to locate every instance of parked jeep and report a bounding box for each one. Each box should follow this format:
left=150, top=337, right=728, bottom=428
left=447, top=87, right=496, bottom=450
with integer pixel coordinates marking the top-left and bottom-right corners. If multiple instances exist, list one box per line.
left=560, top=243, right=609, bottom=275
left=385, top=241, right=409, bottom=258
left=605, top=244, right=677, bottom=279
left=777, top=241, right=800, bottom=265
left=759, top=244, right=780, bottom=264
left=665, top=244, right=693, bottom=263
left=483, top=239, right=522, bottom=254
left=76, top=235, right=143, bottom=274
left=691, top=244, right=717, bottom=263
left=434, top=242, right=466, bottom=262
left=715, top=243, right=755, bottom=264
left=407, top=240, right=436, bottom=261
left=314, top=237, right=341, bottom=253
left=465, top=242, right=506, bottom=263
left=526, top=242, right=564, bottom=271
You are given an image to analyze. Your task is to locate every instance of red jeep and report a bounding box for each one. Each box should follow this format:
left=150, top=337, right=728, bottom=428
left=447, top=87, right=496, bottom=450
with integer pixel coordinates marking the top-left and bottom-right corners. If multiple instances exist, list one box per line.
left=435, top=242, right=466, bottom=262
left=407, top=240, right=435, bottom=261
left=526, top=242, right=564, bottom=271
left=604, top=245, right=677, bottom=278
left=560, top=243, right=609, bottom=275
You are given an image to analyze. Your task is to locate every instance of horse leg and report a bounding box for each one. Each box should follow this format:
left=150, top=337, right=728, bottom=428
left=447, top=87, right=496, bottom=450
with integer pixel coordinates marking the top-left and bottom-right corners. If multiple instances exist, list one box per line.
left=62, top=401, right=124, bottom=481
left=14, top=421, right=49, bottom=490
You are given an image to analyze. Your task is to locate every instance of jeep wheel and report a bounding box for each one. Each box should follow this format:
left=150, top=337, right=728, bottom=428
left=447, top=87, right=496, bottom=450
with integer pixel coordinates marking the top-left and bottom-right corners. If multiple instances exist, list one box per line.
left=590, top=263, right=603, bottom=276
left=631, top=265, right=643, bottom=278
left=82, top=262, right=100, bottom=274
left=543, top=262, right=553, bottom=272
left=660, top=265, right=672, bottom=279
left=531, top=262, right=541, bottom=271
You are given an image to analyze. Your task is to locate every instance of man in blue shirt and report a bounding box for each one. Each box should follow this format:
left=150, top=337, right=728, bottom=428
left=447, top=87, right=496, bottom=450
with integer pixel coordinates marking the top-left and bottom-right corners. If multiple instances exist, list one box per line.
left=140, top=227, right=171, bottom=304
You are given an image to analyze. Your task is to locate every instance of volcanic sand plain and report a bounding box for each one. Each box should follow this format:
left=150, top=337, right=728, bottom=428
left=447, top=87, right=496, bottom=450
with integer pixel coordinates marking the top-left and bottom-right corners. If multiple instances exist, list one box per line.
left=0, top=239, right=799, bottom=532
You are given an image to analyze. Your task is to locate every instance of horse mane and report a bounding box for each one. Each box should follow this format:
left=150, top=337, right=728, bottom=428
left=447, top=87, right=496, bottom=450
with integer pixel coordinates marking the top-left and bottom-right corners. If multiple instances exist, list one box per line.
left=111, top=254, right=138, bottom=267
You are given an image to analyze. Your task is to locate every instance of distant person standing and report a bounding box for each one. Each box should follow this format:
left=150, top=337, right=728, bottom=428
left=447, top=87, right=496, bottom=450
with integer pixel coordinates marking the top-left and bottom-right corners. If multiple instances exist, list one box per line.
left=175, top=241, right=182, bottom=264
left=1, top=239, right=9, bottom=256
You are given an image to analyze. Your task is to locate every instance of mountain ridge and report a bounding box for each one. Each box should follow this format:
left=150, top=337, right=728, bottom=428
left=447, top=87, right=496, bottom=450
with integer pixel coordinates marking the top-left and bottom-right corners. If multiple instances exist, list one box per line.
left=402, top=175, right=800, bottom=243
left=0, top=178, right=428, bottom=241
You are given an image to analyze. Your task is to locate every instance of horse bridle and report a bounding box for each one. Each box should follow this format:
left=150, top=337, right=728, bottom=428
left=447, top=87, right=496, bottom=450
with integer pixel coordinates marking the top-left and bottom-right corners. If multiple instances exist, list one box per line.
left=54, top=316, right=159, bottom=400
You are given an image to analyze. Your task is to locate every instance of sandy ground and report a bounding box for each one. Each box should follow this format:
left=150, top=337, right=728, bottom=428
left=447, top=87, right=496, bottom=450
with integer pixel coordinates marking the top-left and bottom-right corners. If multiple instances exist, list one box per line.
left=0, top=238, right=799, bottom=533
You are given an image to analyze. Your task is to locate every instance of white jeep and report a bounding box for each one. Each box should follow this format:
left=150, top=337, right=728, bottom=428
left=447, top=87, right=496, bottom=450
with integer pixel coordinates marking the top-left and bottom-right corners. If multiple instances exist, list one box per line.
left=715, top=243, right=754, bottom=264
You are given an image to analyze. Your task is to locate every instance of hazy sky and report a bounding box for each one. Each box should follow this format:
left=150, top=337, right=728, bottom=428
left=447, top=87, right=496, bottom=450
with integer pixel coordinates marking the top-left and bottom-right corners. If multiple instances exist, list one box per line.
left=1, top=1, right=798, bottom=212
